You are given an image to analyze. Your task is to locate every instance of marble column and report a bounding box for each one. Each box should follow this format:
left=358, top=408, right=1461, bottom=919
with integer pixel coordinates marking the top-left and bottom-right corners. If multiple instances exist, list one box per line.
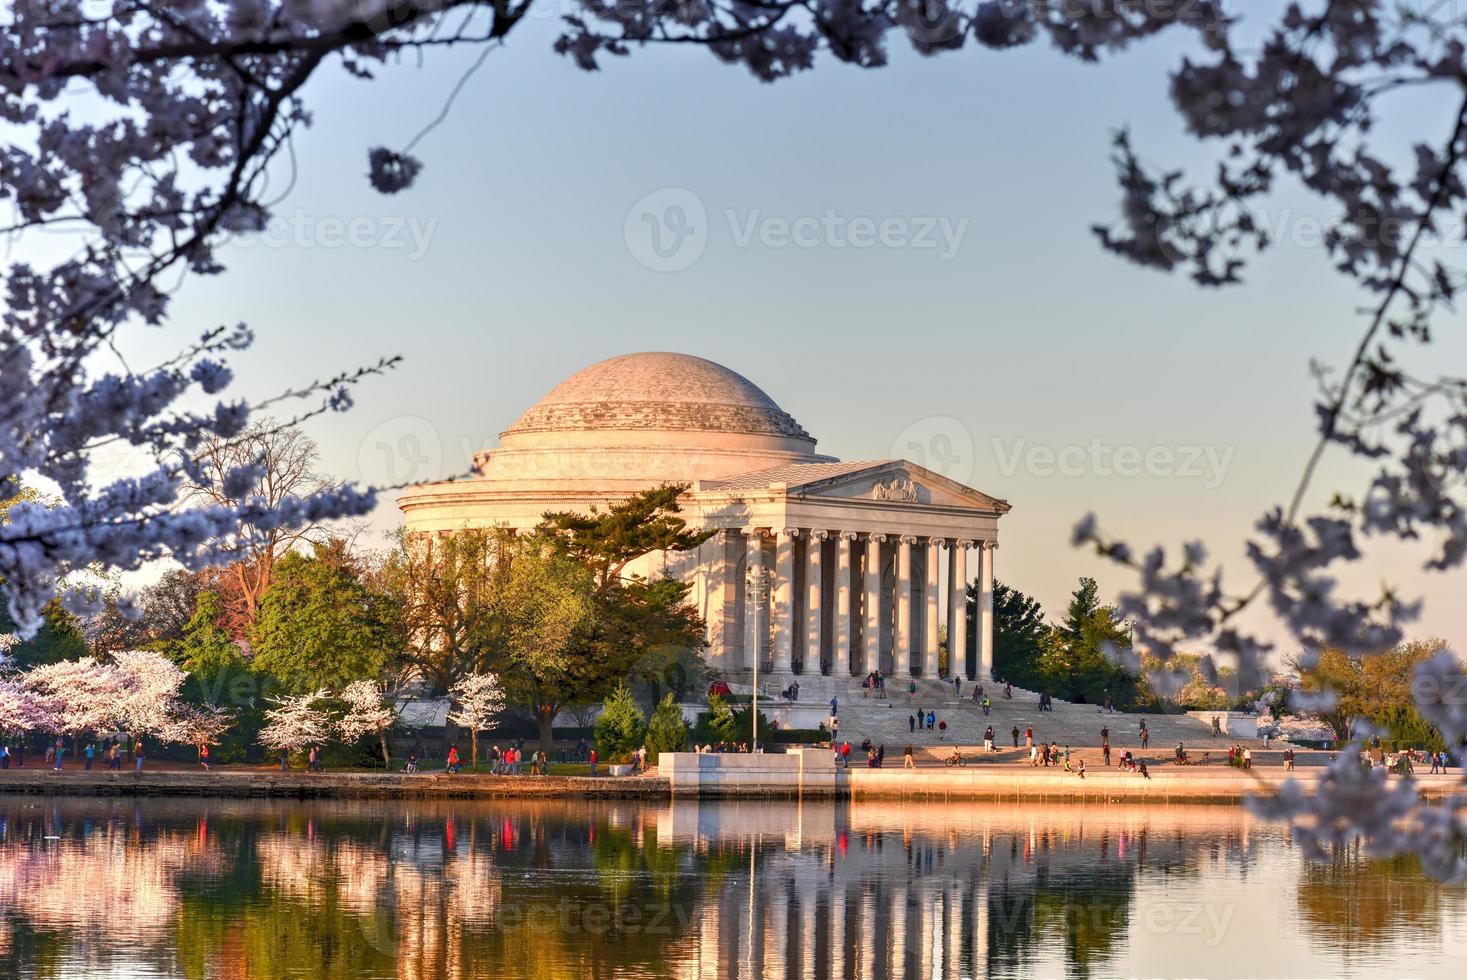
left=804, top=530, right=826, bottom=674
left=950, top=540, right=972, bottom=682
left=862, top=533, right=885, bottom=675
left=924, top=537, right=942, bottom=678
left=835, top=532, right=857, bottom=676
left=773, top=529, right=798, bottom=674
left=978, top=541, right=996, bottom=682
left=743, top=530, right=765, bottom=672
left=896, top=536, right=915, bottom=676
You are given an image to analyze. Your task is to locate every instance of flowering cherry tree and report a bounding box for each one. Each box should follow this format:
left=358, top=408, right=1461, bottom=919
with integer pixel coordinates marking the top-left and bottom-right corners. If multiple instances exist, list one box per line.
left=0, top=677, right=52, bottom=737
left=336, top=680, right=398, bottom=768
left=160, top=703, right=236, bottom=754
left=447, top=672, right=505, bottom=769
left=4, top=1, right=1467, bottom=872
left=258, top=689, right=334, bottom=761
left=20, top=657, right=125, bottom=740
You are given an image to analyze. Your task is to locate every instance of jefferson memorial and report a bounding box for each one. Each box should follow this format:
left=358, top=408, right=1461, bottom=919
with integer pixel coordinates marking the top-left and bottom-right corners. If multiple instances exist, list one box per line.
left=398, top=352, right=1009, bottom=682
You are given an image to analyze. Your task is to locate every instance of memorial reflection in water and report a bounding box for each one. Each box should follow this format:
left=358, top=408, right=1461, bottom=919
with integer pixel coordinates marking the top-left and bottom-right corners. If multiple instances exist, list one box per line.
left=0, top=796, right=1463, bottom=979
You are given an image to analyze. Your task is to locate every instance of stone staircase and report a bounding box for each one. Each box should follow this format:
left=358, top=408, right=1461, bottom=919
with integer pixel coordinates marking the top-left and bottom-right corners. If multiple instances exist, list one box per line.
left=738, top=676, right=1266, bottom=752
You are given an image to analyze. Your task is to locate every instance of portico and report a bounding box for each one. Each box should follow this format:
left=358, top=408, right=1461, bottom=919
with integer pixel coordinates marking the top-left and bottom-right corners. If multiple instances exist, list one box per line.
left=682, top=461, right=1005, bottom=681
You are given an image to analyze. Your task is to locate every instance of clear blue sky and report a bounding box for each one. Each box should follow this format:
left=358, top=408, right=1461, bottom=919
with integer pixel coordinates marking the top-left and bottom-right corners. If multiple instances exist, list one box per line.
left=120, top=15, right=1463, bottom=657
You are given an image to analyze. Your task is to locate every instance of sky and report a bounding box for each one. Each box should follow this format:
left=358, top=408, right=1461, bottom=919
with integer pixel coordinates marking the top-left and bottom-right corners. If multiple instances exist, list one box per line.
left=103, top=12, right=1466, bottom=659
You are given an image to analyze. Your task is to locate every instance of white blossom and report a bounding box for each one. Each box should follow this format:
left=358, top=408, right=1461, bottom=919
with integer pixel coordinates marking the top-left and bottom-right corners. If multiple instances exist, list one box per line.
left=258, top=689, right=333, bottom=752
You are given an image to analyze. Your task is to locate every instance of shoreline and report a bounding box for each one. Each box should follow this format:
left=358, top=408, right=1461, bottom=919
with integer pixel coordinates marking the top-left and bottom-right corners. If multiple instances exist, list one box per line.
left=0, top=761, right=1457, bottom=804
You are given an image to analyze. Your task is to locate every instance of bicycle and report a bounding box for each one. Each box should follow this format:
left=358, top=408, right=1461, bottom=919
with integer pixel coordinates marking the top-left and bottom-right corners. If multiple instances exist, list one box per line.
left=944, top=753, right=967, bottom=768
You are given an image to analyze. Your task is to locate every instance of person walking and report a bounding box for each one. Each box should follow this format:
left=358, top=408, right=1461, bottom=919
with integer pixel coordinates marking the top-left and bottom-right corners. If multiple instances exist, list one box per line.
left=52, top=738, right=64, bottom=771
left=904, top=744, right=915, bottom=768
left=1101, top=726, right=1111, bottom=766
left=1139, top=720, right=1149, bottom=749
left=1011, top=726, right=1020, bottom=748
left=953, top=676, right=961, bottom=698
left=1029, top=743, right=1039, bottom=767
left=830, top=696, right=838, bottom=717
left=981, top=696, right=991, bottom=717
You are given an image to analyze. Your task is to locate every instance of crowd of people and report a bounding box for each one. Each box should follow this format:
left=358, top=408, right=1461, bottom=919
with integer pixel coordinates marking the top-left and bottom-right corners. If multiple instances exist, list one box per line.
left=1, top=737, right=147, bottom=772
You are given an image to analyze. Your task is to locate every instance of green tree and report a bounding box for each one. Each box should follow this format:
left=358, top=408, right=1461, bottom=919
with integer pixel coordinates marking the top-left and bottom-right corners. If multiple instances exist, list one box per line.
left=490, top=541, right=597, bottom=751
left=539, top=483, right=713, bottom=590
left=989, top=580, right=1050, bottom=689
left=381, top=526, right=511, bottom=694
left=1040, top=577, right=1136, bottom=706
left=594, top=684, right=646, bottom=764
left=700, top=693, right=740, bottom=744
left=172, top=591, right=244, bottom=676
left=0, top=599, right=86, bottom=668
left=250, top=542, right=399, bottom=693
left=644, top=693, right=690, bottom=759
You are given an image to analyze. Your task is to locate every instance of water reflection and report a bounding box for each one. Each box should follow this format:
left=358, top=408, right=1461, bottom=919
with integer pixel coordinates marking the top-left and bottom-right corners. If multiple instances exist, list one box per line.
left=0, top=796, right=1462, bottom=979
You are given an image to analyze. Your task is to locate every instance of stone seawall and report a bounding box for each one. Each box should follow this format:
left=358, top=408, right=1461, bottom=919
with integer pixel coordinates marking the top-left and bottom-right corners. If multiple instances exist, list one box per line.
left=660, top=749, right=1462, bottom=803
left=1, top=755, right=1457, bottom=804
left=0, top=770, right=667, bottom=801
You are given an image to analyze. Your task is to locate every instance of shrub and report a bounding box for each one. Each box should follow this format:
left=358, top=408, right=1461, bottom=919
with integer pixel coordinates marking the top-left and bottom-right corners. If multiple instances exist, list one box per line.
left=644, top=694, right=690, bottom=759
left=594, top=685, right=646, bottom=764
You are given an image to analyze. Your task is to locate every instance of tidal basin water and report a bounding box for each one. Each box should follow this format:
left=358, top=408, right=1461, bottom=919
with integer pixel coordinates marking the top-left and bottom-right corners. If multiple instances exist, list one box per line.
left=0, top=795, right=1464, bottom=979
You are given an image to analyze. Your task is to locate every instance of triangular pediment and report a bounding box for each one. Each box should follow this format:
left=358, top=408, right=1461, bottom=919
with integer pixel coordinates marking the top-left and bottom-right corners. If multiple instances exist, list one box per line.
left=784, top=460, right=1009, bottom=513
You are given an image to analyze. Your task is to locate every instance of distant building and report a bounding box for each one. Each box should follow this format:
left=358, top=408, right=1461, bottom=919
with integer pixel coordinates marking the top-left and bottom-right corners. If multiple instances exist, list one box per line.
left=399, top=352, right=1008, bottom=681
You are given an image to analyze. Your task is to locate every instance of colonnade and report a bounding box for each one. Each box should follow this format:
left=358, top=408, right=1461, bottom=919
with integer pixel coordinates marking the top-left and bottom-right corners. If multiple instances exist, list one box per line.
left=734, top=528, right=996, bottom=681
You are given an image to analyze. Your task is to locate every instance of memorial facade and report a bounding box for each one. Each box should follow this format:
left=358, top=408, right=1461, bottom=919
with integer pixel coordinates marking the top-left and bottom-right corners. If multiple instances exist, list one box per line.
left=398, top=352, right=1009, bottom=681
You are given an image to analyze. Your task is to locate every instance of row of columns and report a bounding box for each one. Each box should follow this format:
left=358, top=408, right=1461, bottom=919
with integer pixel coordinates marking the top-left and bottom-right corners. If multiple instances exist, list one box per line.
left=741, top=528, right=996, bottom=681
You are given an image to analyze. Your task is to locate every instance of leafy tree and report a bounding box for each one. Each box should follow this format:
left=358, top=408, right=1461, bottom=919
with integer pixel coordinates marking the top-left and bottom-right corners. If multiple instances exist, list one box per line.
left=988, top=580, right=1050, bottom=690
left=382, top=526, right=514, bottom=694
left=1293, top=639, right=1451, bottom=742
left=644, top=693, right=689, bottom=759
left=700, top=693, right=740, bottom=745
left=1040, top=578, right=1137, bottom=706
left=489, top=540, right=597, bottom=751
left=250, top=543, right=399, bottom=694
left=539, top=484, right=713, bottom=590
left=594, top=684, right=646, bottom=765
left=529, top=486, right=710, bottom=746
left=0, top=599, right=87, bottom=668
left=171, top=592, right=244, bottom=677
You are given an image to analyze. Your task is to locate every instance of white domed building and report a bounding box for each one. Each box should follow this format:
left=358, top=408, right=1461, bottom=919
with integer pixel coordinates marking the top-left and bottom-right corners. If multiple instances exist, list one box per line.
left=399, top=352, right=1009, bottom=682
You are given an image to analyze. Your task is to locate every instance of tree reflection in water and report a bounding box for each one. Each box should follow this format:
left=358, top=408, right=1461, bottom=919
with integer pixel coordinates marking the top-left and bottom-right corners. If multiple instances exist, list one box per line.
left=0, top=797, right=1463, bottom=979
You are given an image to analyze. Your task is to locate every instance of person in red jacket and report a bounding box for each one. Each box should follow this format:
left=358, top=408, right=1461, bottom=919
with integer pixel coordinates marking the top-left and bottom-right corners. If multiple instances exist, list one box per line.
left=589, top=747, right=598, bottom=776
